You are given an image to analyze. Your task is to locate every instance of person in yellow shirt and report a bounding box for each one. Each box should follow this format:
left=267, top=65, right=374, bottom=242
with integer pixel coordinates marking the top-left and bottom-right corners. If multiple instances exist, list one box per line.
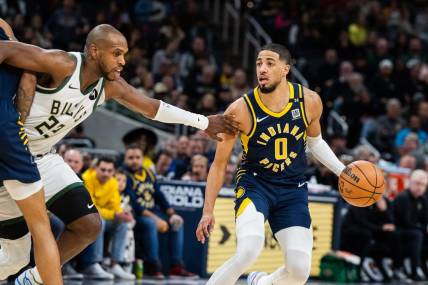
left=79, top=157, right=135, bottom=280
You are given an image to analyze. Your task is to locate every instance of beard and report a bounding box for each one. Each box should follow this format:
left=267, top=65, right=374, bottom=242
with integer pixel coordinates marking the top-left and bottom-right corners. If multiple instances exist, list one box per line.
left=259, top=82, right=279, bottom=93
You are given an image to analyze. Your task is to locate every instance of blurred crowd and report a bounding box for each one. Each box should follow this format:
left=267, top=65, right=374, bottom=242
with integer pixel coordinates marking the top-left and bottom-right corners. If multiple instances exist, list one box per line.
left=5, top=0, right=428, bottom=282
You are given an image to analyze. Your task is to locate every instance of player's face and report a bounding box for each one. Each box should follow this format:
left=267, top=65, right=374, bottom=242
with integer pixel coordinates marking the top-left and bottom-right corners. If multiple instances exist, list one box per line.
left=256, top=50, right=289, bottom=93
left=124, top=149, right=143, bottom=172
left=99, top=35, right=128, bottom=81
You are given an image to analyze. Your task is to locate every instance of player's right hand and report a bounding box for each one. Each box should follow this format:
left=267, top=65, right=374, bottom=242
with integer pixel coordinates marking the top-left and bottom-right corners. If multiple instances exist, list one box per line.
left=205, top=114, right=239, bottom=141
left=196, top=213, right=215, bottom=244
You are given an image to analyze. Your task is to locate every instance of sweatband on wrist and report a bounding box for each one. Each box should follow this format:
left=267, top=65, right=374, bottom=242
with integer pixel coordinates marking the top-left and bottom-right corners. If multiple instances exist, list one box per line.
left=153, top=101, right=209, bottom=130
left=307, top=134, right=346, bottom=176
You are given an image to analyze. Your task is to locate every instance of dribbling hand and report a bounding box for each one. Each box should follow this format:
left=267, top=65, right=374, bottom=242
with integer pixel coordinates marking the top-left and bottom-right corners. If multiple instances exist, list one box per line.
left=196, top=213, right=215, bottom=244
left=205, top=114, right=239, bottom=141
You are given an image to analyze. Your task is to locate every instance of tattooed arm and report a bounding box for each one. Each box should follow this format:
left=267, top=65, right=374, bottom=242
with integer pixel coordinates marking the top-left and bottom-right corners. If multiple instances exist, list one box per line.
left=15, top=71, right=37, bottom=123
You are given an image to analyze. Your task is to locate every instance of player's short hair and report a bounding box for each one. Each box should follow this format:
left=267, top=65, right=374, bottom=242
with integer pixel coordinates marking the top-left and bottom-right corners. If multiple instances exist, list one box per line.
left=260, top=43, right=295, bottom=65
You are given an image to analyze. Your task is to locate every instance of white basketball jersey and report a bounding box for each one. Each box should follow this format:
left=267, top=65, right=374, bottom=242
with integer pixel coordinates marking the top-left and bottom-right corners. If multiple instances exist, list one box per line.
left=24, top=52, right=106, bottom=155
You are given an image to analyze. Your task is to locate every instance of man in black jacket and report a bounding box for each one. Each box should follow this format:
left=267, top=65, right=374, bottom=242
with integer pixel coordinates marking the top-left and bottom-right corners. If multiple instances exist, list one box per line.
left=393, top=169, right=428, bottom=281
left=341, top=189, right=404, bottom=281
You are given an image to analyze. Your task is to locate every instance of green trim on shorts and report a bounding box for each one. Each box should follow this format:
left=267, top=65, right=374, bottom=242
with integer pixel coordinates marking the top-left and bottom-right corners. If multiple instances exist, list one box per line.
left=46, top=182, right=84, bottom=208
left=0, top=182, right=84, bottom=226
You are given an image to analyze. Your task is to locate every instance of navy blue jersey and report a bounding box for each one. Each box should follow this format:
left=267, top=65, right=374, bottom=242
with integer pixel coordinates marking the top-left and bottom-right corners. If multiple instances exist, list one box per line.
left=0, top=27, right=40, bottom=183
left=239, top=82, right=308, bottom=185
left=0, top=27, right=21, bottom=110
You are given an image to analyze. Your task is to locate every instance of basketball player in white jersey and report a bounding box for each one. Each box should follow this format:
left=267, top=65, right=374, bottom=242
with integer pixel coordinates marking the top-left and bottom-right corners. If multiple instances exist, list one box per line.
left=0, top=24, right=238, bottom=283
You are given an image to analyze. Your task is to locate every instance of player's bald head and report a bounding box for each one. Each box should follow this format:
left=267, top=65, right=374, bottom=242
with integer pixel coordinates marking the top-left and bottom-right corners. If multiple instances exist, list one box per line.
left=84, top=24, right=128, bottom=81
left=85, top=24, right=127, bottom=50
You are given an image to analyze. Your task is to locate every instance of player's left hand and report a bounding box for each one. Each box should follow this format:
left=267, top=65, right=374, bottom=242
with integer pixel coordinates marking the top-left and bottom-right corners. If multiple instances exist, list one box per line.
left=205, top=114, right=239, bottom=141
left=196, top=213, right=215, bottom=244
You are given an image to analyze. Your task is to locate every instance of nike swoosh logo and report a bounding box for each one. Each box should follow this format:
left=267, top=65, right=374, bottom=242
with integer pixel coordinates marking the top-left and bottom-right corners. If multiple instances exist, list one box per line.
left=256, top=116, right=269, bottom=123
left=87, top=203, right=95, bottom=209
left=298, top=182, right=307, bottom=187
left=69, top=84, right=79, bottom=89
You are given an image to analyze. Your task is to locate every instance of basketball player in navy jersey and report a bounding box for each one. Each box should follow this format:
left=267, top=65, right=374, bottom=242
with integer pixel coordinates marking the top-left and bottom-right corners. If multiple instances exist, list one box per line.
left=196, top=43, right=346, bottom=285
left=0, top=19, right=62, bottom=284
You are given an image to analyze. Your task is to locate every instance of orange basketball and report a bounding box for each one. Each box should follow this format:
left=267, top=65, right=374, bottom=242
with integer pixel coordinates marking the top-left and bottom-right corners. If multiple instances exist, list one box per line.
left=338, top=160, right=385, bottom=207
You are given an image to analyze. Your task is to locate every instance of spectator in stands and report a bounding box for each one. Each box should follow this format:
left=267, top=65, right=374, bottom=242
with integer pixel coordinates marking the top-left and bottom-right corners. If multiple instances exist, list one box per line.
left=399, top=154, right=417, bottom=171
left=327, top=134, right=350, bottom=157
left=29, top=14, right=52, bottom=48
left=64, top=149, right=84, bottom=178
left=341, top=188, right=407, bottom=281
left=230, top=68, right=250, bottom=100
left=219, top=62, right=234, bottom=89
left=179, top=36, right=216, bottom=80
left=374, top=98, right=405, bottom=156
left=122, top=128, right=158, bottom=173
left=122, top=145, right=197, bottom=279
left=45, top=0, right=89, bottom=50
left=171, top=135, right=190, bottom=179
left=404, top=38, right=426, bottom=63
left=57, top=142, right=71, bottom=158
left=159, top=16, right=186, bottom=43
left=396, top=115, right=428, bottom=147
left=181, top=154, right=208, bottom=182
left=80, top=157, right=135, bottom=280
left=415, top=8, right=428, bottom=42
left=397, top=132, right=425, bottom=163
left=217, top=88, right=234, bottom=111
left=317, top=48, right=339, bottom=91
left=417, top=101, right=428, bottom=133
left=393, top=169, right=428, bottom=281
left=196, top=93, right=217, bottom=116
left=370, top=59, right=397, bottom=103
left=366, top=37, right=391, bottom=72
left=186, top=64, right=220, bottom=105
left=353, top=145, right=379, bottom=164
left=325, top=61, right=354, bottom=111
left=152, top=39, right=181, bottom=77
left=155, top=150, right=174, bottom=179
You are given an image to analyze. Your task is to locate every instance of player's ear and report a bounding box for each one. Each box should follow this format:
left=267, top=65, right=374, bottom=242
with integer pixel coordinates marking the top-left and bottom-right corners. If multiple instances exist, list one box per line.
left=87, top=44, right=99, bottom=59
left=283, top=63, right=290, bottom=76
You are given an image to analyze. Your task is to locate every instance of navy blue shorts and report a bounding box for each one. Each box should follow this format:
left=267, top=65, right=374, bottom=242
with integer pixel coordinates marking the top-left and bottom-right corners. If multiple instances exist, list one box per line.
left=0, top=105, right=40, bottom=183
left=235, top=172, right=311, bottom=234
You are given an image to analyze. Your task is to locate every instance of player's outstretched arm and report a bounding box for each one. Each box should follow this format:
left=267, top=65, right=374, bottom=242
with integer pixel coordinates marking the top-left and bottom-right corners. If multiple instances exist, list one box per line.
left=195, top=101, right=243, bottom=244
left=106, top=77, right=239, bottom=141
left=0, top=39, right=74, bottom=80
left=304, top=88, right=346, bottom=176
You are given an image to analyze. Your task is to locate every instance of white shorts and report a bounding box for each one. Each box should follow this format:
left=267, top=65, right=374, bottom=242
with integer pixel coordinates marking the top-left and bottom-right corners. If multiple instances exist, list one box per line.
left=3, top=179, right=43, bottom=201
left=0, top=153, right=82, bottom=221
